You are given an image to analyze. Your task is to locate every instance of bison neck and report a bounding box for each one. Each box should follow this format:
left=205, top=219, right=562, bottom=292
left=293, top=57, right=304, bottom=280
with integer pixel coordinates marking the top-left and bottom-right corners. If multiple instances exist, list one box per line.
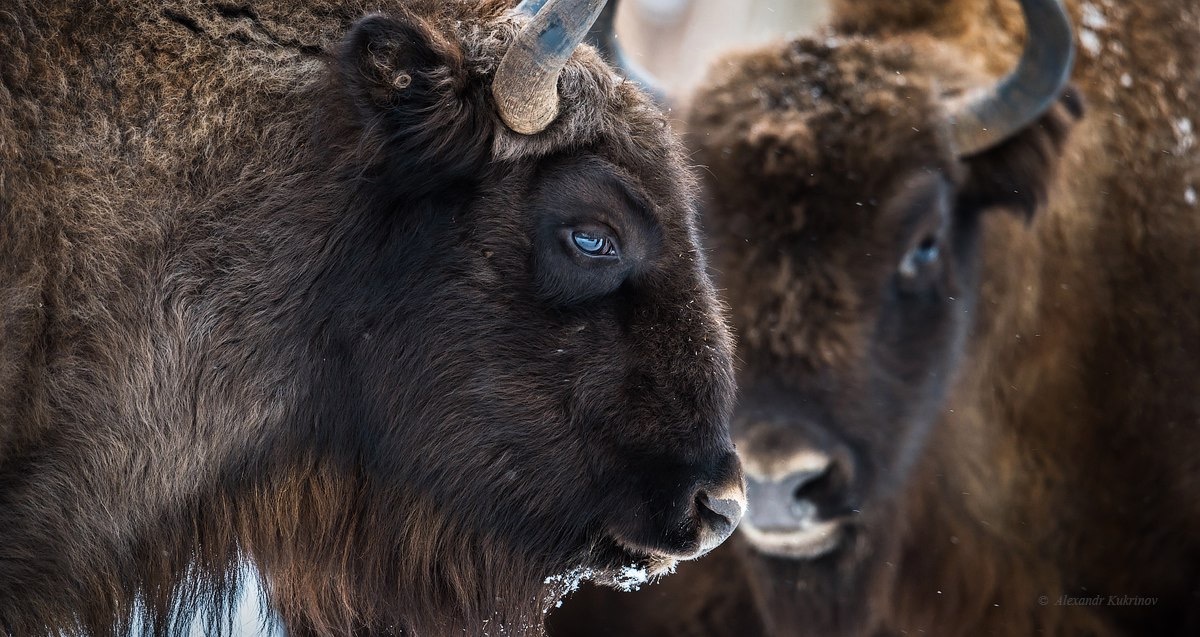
left=0, top=201, right=569, bottom=636
left=0, top=96, right=555, bottom=637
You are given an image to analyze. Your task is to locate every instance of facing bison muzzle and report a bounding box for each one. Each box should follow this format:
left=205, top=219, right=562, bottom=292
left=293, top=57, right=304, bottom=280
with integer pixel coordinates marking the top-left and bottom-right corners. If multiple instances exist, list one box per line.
left=0, top=0, right=744, bottom=635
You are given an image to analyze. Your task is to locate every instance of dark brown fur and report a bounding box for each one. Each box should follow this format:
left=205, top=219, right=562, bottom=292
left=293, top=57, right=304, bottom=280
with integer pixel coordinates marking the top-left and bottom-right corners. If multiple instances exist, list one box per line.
left=0, top=1, right=743, bottom=635
left=550, top=0, right=1200, bottom=635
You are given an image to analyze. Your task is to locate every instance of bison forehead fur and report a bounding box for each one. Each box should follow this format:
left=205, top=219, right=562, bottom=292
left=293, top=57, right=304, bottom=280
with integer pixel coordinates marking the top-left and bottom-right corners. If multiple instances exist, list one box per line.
left=0, top=1, right=742, bottom=635
left=690, top=34, right=965, bottom=373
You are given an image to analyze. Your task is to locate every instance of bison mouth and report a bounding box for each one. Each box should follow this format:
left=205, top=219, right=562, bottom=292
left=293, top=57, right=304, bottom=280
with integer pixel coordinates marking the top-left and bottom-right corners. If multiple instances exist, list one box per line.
left=577, top=531, right=718, bottom=589
left=739, top=517, right=846, bottom=560
left=545, top=460, right=744, bottom=599
left=591, top=534, right=684, bottom=582
left=543, top=486, right=745, bottom=606
left=542, top=537, right=681, bottom=609
left=598, top=482, right=745, bottom=565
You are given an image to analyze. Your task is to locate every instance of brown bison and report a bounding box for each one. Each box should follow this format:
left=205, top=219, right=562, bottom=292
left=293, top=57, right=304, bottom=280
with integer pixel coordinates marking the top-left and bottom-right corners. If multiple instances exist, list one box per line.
left=549, top=0, right=1200, bottom=635
left=0, top=0, right=747, bottom=635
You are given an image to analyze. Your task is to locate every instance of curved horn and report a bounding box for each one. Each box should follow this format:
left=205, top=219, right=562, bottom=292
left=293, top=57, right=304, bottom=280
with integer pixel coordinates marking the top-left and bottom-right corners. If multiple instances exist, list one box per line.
left=947, top=0, right=1075, bottom=156
left=587, top=0, right=670, bottom=105
left=494, top=0, right=609, bottom=135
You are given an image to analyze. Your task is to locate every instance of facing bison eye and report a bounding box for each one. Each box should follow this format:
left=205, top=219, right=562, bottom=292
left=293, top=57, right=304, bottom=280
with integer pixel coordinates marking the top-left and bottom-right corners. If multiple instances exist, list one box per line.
left=898, top=235, right=941, bottom=282
left=571, top=229, right=618, bottom=258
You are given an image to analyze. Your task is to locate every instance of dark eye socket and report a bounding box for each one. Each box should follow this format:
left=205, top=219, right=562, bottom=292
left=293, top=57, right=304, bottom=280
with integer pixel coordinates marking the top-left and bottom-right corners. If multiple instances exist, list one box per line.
left=571, top=229, right=619, bottom=258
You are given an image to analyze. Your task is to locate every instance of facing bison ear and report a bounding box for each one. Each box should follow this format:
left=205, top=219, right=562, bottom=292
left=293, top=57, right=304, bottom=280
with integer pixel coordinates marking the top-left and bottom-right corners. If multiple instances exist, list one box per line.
left=336, top=13, right=490, bottom=194
left=957, top=87, right=1084, bottom=220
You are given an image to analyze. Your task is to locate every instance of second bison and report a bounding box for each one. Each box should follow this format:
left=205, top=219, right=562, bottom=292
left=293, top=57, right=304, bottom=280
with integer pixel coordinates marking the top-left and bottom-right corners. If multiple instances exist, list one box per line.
left=551, top=0, right=1200, bottom=634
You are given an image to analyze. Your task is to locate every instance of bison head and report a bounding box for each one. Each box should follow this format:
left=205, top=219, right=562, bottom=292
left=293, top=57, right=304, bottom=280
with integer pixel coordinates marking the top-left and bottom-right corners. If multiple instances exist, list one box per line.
left=268, top=0, right=747, bottom=629
left=687, top=0, right=1080, bottom=630
left=0, top=1, right=750, bottom=636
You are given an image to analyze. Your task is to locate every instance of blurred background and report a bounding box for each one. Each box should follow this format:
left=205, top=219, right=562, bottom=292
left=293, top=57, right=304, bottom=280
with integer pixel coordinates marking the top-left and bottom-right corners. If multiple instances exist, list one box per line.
left=615, top=0, right=829, bottom=96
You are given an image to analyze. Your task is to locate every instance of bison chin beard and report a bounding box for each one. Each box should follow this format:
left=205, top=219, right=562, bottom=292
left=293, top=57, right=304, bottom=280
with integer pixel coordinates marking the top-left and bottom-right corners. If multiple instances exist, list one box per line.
left=540, top=535, right=683, bottom=613
left=543, top=494, right=743, bottom=606
left=738, top=520, right=899, bottom=637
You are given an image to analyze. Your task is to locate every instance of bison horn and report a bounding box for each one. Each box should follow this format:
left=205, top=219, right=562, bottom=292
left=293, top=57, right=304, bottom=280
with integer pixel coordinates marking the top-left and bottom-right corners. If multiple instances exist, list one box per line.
left=514, top=0, right=549, bottom=13
left=947, top=0, right=1075, bottom=156
left=587, top=0, right=670, bottom=105
left=495, top=0, right=610, bottom=135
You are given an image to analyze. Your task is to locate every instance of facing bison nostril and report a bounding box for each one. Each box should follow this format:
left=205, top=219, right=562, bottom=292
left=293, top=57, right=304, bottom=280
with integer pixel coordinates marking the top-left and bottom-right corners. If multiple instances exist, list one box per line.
left=743, top=450, right=847, bottom=533
left=789, top=464, right=833, bottom=505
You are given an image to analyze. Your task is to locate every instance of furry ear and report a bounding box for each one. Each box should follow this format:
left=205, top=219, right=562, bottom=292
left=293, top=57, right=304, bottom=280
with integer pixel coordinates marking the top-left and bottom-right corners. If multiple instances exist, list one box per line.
left=957, top=87, right=1084, bottom=220
left=336, top=13, right=491, bottom=195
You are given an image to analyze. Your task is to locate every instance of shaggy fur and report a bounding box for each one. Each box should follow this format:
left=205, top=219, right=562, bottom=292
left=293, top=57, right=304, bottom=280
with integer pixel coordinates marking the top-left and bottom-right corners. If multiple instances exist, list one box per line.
left=0, top=1, right=743, bottom=635
left=549, top=0, right=1200, bottom=635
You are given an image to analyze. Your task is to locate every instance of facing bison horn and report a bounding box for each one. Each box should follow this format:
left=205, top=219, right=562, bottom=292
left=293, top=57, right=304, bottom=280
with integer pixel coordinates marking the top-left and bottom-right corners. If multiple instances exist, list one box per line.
left=587, top=0, right=669, bottom=105
left=947, top=0, right=1075, bottom=157
left=495, top=0, right=609, bottom=135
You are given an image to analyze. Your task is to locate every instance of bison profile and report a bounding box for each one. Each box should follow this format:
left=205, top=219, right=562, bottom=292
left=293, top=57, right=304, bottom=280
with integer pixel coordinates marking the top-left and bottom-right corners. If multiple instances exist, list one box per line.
left=0, top=0, right=746, bottom=635
left=551, top=0, right=1200, bottom=635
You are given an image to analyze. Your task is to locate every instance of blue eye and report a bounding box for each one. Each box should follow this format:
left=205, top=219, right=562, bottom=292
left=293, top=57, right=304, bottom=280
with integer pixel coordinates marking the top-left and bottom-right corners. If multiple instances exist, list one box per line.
left=572, top=230, right=615, bottom=257
left=899, top=236, right=941, bottom=280
left=912, top=237, right=940, bottom=265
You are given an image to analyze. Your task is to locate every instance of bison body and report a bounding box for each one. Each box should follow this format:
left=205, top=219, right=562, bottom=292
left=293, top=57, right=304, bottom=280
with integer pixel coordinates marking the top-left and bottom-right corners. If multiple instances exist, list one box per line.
left=0, top=1, right=746, bottom=635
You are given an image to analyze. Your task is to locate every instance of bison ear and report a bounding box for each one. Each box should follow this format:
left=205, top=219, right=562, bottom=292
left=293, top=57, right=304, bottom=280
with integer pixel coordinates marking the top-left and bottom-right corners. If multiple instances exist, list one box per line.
left=957, top=87, right=1084, bottom=220
left=336, top=13, right=490, bottom=192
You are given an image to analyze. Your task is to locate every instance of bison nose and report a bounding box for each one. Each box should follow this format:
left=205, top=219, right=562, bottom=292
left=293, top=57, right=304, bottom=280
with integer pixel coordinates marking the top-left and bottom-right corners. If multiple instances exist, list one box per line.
left=739, top=450, right=848, bottom=558
left=689, top=450, right=746, bottom=556
left=693, top=484, right=746, bottom=555
left=744, top=451, right=836, bottom=532
left=734, top=448, right=849, bottom=559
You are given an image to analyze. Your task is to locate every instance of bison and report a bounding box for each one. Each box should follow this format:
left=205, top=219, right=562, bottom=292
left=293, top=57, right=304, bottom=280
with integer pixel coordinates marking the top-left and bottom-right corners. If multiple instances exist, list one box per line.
left=549, top=0, right=1200, bottom=634
left=0, top=0, right=748, bottom=635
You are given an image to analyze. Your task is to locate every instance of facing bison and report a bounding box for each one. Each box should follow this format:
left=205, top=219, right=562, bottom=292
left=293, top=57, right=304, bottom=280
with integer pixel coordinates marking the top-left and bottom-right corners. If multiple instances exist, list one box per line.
left=551, top=0, right=1200, bottom=634
left=0, top=0, right=744, bottom=635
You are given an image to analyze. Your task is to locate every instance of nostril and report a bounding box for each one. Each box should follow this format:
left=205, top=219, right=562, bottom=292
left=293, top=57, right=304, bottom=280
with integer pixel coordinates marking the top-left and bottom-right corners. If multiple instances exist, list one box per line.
left=696, top=490, right=744, bottom=527
left=744, top=452, right=847, bottom=533
left=790, top=464, right=834, bottom=503
left=692, top=488, right=745, bottom=556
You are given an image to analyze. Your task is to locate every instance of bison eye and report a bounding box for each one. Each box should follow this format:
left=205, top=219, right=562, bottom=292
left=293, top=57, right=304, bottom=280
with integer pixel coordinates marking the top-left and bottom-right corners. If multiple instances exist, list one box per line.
left=571, top=230, right=618, bottom=257
left=899, top=235, right=941, bottom=282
